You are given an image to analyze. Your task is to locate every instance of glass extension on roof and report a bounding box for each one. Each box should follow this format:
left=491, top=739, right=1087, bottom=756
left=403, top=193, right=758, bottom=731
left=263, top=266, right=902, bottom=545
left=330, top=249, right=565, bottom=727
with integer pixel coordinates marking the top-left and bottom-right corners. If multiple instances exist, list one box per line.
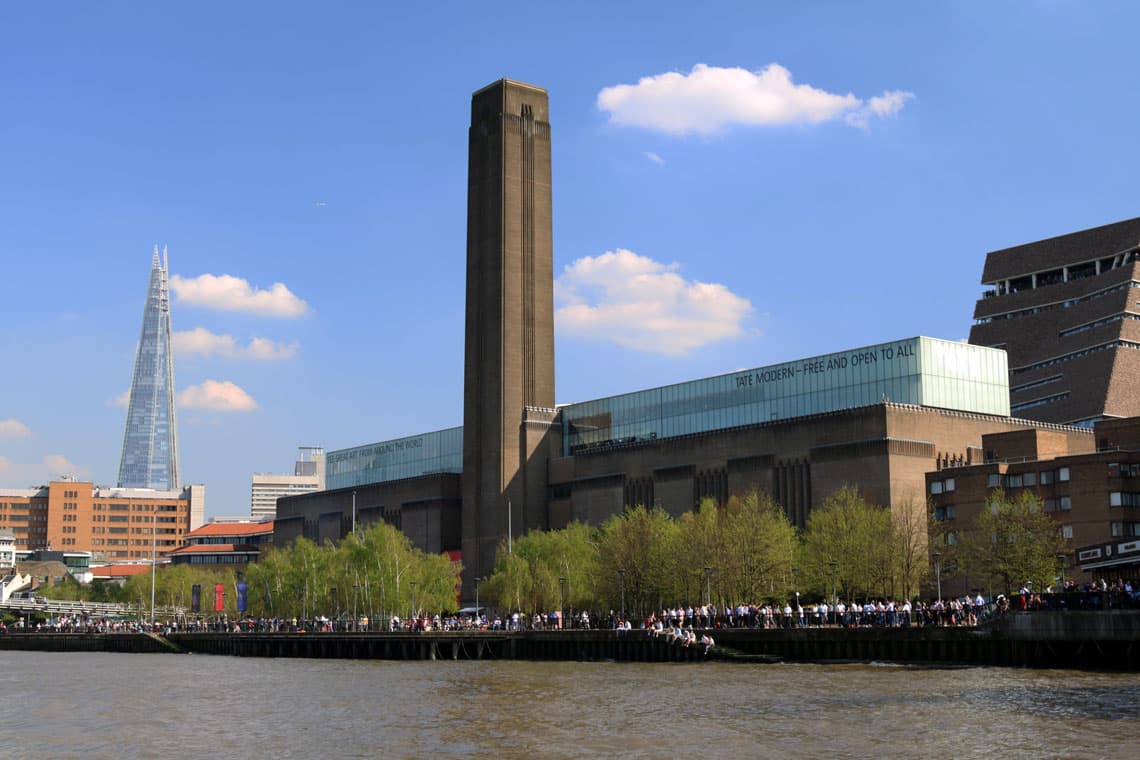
left=561, top=337, right=1010, bottom=455
left=326, top=427, right=463, bottom=490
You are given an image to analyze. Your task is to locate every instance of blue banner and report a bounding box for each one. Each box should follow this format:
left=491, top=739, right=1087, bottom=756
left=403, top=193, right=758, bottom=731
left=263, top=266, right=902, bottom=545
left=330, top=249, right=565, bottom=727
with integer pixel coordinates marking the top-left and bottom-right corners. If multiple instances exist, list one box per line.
left=191, top=584, right=201, bottom=613
left=236, top=581, right=248, bottom=613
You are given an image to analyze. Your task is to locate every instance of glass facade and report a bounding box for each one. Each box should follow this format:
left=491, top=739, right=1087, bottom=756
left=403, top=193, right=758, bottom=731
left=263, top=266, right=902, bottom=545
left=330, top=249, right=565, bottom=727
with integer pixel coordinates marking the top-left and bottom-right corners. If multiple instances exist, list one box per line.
left=561, top=337, right=1010, bottom=454
left=326, top=427, right=463, bottom=490
left=335, top=338, right=1010, bottom=487
left=117, top=247, right=180, bottom=490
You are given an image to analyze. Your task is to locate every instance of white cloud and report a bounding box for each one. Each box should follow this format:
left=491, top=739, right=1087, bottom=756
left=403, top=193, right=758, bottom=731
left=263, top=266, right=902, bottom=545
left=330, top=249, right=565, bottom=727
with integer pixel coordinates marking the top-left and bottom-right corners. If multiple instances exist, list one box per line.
left=170, top=273, right=309, bottom=317
left=108, top=391, right=130, bottom=409
left=0, top=454, right=89, bottom=485
left=177, top=380, right=259, bottom=412
left=644, top=151, right=665, bottom=165
left=845, top=89, right=914, bottom=128
left=555, top=249, right=752, bottom=355
left=0, top=419, right=31, bottom=438
left=174, top=327, right=298, bottom=360
left=597, top=63, right=913, bottom=135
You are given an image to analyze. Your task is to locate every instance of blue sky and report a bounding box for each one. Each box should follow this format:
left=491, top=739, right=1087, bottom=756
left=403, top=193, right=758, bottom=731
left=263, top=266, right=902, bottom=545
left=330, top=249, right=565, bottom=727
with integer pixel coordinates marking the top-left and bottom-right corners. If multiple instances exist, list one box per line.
left=2, top=2, right=1138, bottom=517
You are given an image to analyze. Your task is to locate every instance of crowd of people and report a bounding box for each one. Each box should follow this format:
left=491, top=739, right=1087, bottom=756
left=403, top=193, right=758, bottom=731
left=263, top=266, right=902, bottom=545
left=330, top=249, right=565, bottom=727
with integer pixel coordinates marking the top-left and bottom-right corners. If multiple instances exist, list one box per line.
left=9, top=578, right=1138, bottom=636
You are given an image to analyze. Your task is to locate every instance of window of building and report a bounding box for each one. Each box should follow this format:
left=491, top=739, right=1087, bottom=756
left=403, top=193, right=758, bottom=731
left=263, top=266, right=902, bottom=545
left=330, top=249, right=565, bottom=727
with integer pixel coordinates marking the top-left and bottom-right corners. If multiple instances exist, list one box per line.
left=1059, top=467, right=1070, bottom=482
left=987, top=473, right=1000, bottom=488
left=934, top=505, right=957, bottom=521
left=1023, top=472, right=1037, bottom=487
left=944, top=478, right=955, bottom=492
left=1007, top=474, right=1023, bottom=488
left=1060, top=496, right=1072, bottom=511
left=1061, top=525, right=1073, bottom=539
left=930, top=481, right=943, bottom=495
left=1111, top=522, right=1140, bottom=537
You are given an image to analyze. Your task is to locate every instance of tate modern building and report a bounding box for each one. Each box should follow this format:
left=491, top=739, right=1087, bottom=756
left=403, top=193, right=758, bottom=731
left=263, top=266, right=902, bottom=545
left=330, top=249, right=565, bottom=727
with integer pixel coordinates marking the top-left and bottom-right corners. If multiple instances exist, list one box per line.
left=276, top=79, right=1093, bottom=595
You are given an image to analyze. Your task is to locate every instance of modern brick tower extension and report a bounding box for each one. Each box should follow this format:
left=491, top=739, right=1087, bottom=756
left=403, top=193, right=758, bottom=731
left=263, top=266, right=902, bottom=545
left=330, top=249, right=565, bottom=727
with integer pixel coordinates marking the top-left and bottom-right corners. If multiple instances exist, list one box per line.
left=970, top=217, right=1140, bottom=427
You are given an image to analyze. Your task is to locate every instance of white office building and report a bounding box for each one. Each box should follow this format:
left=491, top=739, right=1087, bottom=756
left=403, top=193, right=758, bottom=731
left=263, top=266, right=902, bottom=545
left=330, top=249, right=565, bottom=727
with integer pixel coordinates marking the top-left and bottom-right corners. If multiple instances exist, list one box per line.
left=250, top=447, right=325, bottom=521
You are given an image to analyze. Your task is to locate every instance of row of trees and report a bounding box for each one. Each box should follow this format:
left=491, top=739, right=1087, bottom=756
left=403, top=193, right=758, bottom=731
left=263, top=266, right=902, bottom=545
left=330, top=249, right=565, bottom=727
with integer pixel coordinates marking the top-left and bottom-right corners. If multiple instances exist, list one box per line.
left=40, top=487, right=1067, bottom=623
left=43, top=520, right=461, bottom=622
left=481, top=486, right=930, bottom=618
left=479, top=486, right=1070, bottom=618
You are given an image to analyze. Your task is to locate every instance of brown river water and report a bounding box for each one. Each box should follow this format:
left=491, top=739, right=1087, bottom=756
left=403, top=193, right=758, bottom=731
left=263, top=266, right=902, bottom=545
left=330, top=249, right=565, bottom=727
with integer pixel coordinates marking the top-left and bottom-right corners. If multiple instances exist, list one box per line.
left=1, top=652, right=1136, bottom=759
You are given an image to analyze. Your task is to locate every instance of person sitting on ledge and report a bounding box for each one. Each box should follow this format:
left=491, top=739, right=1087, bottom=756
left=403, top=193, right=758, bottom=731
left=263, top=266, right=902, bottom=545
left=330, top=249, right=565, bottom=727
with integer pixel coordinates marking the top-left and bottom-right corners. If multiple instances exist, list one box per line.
left=699, top=633, right=715, bottom=654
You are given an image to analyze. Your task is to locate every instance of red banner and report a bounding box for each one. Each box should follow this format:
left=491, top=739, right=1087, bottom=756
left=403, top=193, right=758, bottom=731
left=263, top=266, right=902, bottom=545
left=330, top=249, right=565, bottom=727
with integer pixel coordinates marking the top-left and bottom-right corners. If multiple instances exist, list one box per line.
left=214, top=583, right=225, bottom=612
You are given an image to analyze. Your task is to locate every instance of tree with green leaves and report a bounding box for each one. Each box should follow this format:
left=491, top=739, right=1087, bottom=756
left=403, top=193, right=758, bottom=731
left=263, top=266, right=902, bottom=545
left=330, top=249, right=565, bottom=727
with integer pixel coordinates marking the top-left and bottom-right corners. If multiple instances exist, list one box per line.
left=716, top=489, right=797, bottom=604
left=482, top=520, right=600, bottom=618
left=596, top=505, right=679, bottom=618
left=800, top=485, right=893, bottom=601
left=959, top=489, right=1067, bottom=596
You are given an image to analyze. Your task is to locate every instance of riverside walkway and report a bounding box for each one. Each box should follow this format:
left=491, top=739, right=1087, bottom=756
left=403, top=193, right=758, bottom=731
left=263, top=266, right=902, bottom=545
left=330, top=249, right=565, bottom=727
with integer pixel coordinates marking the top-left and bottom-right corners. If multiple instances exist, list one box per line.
left=2, top=611, right=1138, bottom=669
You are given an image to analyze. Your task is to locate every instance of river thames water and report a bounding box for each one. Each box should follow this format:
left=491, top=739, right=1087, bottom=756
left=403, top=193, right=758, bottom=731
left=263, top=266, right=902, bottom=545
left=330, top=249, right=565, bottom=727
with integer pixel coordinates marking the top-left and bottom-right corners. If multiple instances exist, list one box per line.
left=1, top=652, right=1137, bottom=759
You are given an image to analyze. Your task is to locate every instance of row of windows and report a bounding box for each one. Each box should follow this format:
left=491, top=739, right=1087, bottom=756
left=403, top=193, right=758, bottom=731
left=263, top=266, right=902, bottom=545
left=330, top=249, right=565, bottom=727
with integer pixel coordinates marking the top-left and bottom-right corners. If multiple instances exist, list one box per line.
left=933, top=505, right=957, bottom=521
left=1010, top=340, right=1140, bottom=375
left=976, top=280, right=1140, bottom=324
left=1011, top=374, right=1062, bottom=394
left=1108, top=463, right=1140, bottom=477
left=177, top=554, right=254, bottom=564
left=987, top=468, right=1070, bottom=488
left=1058, top=313, right=1140, bottom=338
left=89, top=538, right=176, bottom=548
left=1111, top=522, right=1140, bottom=537
left=1043, top=497, right=1073, bottom=512
left=930, top=478, right=956, bottom=495
left=1011, top=392, right=1069, bottom=414
left=1110, top=492, right=1140, bottom=507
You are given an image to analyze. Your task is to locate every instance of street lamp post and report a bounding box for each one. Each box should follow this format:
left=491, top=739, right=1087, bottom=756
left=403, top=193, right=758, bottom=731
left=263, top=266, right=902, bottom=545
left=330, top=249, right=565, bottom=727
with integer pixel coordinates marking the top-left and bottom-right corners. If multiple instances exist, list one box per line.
left=828, top=559, right=838, bottom=619
left=618, top=567, right=626, bottom=621
left=933, top=551, right=943, bottom=601
left=559, top=576, right=566, bottom=630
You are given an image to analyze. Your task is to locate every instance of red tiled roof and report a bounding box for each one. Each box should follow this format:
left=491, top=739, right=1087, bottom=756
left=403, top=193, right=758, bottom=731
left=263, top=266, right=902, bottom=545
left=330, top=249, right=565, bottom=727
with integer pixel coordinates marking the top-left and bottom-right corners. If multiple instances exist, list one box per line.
left=187, top=521, right=274, bottom=538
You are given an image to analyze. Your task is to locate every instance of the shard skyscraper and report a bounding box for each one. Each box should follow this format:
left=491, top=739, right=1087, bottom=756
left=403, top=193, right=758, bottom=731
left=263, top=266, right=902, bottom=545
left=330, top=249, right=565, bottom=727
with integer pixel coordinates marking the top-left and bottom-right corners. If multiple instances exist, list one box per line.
left=117, top=246, right=180, bottom=490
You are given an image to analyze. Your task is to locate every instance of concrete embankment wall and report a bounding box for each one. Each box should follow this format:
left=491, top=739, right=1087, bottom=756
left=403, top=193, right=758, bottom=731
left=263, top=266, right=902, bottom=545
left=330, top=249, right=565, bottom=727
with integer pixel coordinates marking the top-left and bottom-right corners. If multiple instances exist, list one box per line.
left=716, top=611, right=1140, bottom=668
left=167, top=630, right=711, bottom=663
left=0, top=633, right=174, bottom=654
left=2, top=612, right=1137, bottom=668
